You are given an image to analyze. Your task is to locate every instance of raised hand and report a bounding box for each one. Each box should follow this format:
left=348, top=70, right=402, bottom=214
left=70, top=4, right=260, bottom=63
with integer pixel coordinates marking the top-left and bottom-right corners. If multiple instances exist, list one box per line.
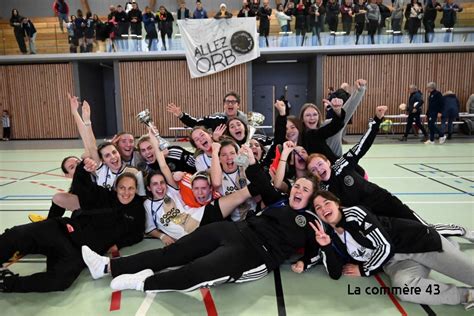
left=240, top=144, right=256, bottom=165
left=291, top=260, right=305, bottom=274
left=82, top=100, right=91, bottom=125
left=211, top=141, right=221, bottom=154
left=342, top=263, right=361, bottom=277
left=355, top=79, right=367, bottom=90
left=308, top=221, right=331, bottom=246
left=166, top=103, right=183, bottom=117
left=83, top=157, right=97, bottom=173
left=67, top=93, right=80, bottom=114
left=213, top=124, right=227, bottom=141
left=375, top=105, right=388, bottom=119
left=282, top=140, right=296, bottom=155
left=274, top=100, right=286, bottom=116
left=148, top=127, right=160, bottom=149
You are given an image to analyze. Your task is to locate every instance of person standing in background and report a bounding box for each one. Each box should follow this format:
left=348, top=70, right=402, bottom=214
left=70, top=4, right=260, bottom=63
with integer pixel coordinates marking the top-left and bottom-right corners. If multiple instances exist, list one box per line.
left=22, top=17, right=37, bottom=54
left=425, top=82, right=446, bottom=144
left=2, top=110, right=11, bottom=141
left=10, top=9, right=27, bottom=54
left=52, top=0, right=69, bottom=32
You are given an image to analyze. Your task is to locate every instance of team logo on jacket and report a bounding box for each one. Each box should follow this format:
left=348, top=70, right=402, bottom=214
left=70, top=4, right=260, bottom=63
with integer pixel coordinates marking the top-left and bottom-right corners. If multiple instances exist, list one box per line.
left=295, top=215, right=306, bottom=227
left=344, top=175, right=354, bottom=186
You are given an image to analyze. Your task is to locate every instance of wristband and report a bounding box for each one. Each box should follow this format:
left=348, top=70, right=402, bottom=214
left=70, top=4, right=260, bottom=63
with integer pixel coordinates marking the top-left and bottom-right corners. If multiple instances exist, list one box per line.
left=84, top=121, right=92, bottom=126
left=279, top=159, right=287, bottom=162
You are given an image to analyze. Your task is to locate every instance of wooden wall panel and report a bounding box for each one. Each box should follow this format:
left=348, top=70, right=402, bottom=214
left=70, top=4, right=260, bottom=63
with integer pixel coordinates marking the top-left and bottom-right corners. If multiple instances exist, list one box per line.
left=0, top=63, right=76, bottom=139
left=119, top=61, right=248, bottom=137
left=323, top=52, right=474, bottom=134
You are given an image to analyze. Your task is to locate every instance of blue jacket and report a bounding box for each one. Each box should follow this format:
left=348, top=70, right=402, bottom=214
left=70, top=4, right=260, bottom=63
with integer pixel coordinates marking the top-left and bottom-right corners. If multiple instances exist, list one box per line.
left=427, top=89, right=444, bottom=114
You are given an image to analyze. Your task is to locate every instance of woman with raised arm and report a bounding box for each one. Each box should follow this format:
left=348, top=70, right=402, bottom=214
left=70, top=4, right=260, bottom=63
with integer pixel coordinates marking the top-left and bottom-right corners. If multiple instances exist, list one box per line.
left=311, top=190, right=474, bottom=310
left=306, top=106, right=473, bottom=241
left=80, top=145, right=321, bottom=294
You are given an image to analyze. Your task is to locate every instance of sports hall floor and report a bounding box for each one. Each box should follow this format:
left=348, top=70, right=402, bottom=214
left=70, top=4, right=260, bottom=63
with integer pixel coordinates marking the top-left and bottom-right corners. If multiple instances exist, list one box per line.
left=0, top=136, right=473, bottom=316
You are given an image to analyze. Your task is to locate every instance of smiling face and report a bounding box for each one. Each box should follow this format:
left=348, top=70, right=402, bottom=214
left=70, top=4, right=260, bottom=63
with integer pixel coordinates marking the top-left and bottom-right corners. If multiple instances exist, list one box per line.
left=139, top=140, right=156, bottom=164
left=228, top=119, right=246, bottom=142
left=289, top=178, right=315, bottom=210
left=116, top=176, right=137, bottom=205
left=307, top=155, right=332, bottom=181
left=147, top=173, right=168, bottom=200
left=100, top=144, right=122, bottom=172
left=303, top=107, right=320, bottom=130
left=223, top=97, right=240, bottom=118
left=313, top=195, right=342, bottom=226
left=117, top=134, right=135, bottom=160
left=249, top=139, right=263, bottom=161
left=286, top=120, right=299, bottom=143
left=192, top=178, right=212, bottom=204
left=63, top=157, right=80, bottom=179
left=191, top=129, right=213, bottom=153
left=219, top=144, right=238, bottom=173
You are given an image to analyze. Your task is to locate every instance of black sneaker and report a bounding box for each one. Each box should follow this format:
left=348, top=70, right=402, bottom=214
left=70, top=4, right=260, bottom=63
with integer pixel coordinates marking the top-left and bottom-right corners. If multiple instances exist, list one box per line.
left=0, top=269, right=17, bottom=292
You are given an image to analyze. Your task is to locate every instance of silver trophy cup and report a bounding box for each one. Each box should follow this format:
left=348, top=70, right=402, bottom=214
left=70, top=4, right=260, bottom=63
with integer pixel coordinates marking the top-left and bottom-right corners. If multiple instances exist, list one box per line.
left=136, top=109, right=170, bottom=151
left=246, top=111, right=265, bottom=141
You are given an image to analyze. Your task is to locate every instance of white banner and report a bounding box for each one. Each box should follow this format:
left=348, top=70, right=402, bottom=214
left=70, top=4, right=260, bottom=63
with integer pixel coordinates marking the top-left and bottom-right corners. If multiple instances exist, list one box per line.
left=177, top=17, right=260, bottom=78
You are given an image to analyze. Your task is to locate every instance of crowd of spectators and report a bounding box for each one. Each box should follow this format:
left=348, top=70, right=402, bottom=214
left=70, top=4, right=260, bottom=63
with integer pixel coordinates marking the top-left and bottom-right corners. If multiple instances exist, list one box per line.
left=8, top=0, right=467, bottom=53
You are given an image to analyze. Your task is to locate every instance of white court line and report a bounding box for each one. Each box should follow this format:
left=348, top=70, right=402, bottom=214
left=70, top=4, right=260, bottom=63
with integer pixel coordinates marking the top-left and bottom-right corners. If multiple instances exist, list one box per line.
left=135, top=292, right=156, bottom=316
left=405, top=201, right=473, bottom=204
left=370, top=176, right=473, bottom=179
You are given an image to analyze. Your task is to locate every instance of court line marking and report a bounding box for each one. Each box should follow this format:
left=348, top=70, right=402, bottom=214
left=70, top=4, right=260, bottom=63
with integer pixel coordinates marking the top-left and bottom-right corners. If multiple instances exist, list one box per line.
left=394, top=164, right=474, bottom=197
left=374, top=274, right=407, bottom=316
left=200, top=288, right=218, bottom=316
left=135, top=293, right=156, bottom=316
left=420, top=163, right=474, bottom=183
left=110, top=251, right=122, bottom=312
left=0, top=168, right=63, bottom=187
left=273, top=268, right=287, bottom=316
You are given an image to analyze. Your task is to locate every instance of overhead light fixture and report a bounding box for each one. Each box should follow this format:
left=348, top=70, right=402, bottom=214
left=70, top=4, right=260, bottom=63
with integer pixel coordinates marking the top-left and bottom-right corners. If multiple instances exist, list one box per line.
left=266, top=59, right=298, bottom=64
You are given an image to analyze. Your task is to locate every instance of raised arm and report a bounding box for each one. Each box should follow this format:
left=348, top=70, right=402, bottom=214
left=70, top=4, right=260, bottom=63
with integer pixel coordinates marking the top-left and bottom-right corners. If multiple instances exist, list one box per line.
left=273, top=141, right=295, bottom=193
left=148, top=127, right=177, bottom=188
left=343, top=105, right=387, bottom=165
left=210, top=142, right=223, bottom=190
left=261, top=100, right=288, bottom=167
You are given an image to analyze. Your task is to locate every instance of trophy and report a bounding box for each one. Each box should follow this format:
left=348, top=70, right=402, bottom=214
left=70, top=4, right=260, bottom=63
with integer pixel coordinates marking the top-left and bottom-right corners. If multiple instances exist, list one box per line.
left=246, top=111, right=265, bottom=141
left=136, top=109, right=170, bottom=151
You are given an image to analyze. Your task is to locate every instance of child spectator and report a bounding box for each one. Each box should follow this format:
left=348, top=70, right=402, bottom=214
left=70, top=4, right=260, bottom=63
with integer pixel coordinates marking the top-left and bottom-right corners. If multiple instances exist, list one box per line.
left=2, top=110, right=11, bottom=141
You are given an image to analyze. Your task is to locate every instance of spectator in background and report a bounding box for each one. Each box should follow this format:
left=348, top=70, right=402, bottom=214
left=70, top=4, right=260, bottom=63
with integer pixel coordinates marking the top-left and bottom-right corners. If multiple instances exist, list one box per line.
left=157, top=5, right=174, bottom=50
left=425, top=82, right=446, bottom=144
left=366, top=0, right=380, bottom=44
left=250, top=0, right=261, bottom=16
left=115, top=5, right=129, bottom=51
left=257, top=0, right=272, bottom=47
left=376, top=0, right=390, bottom=38
left=84, top=12, right=95, bottom=53
left=391, top=0, right=404, bottom=34
left=328, top=83, right=351, bottom=143
left=276, top=3, right=291, bottom=46
left=214, top=3, right=233, bottom=19
left=441, top=91, right=460, bottom=140
left=309, top=0, right=325, bottom=46
left=53, top=0, right=69, bottom=33
left=22, top=17, right=37, bottom=54
left=353, top=0, right=366, bottom=44
left=75, top=9, right=86, bottom=53
left=128, top=1, right=143, bottom=51
left=399, top=84, right=428, bottom=142
left=107, top=6, right=117, bottom=52
left=423, top=0, right=441, bottom=43
left=10, top=9, right=27, bottom=54
left=2, top=110, right=11, bottom=141
left=94, top=14, right=108, bottom=52
left=193, top=1, right=209, bottom=19
left=238, top=0, right=256, bottom=17
left=340, top=0, right=353, bottom=36
left=67, top=15, right=78, bottom=53
left=467, top=94, right=474, bottom=114
left=143, top=6, right=158, bottom=51
left=177, top=1, right=191, bottom=19
left=407, top=0, right=423, bottom=43
left=293, top=0, right=308, bottom=46
left=326, top=0, right=340, bottom=34
left=284, top=2, right=295, bottom=33
left=441, top=0, right=463, bottom=29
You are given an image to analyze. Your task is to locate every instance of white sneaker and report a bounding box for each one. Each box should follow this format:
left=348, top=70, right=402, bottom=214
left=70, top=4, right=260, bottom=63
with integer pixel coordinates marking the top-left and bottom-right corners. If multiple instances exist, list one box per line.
left=424, top=140, right=435, bottom=144
left=110, top=269, right=154, bottom=292
left=463, top=230, right=474, bottom=243
left=82, top=245, right=110, bottom=280
left=439, top=136, right=447, bottom=144
left=465, top=289, right=474, bottom=311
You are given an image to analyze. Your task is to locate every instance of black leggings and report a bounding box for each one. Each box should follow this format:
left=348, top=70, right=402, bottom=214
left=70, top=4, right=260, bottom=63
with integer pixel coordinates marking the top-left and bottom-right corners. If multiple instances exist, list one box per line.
left=0, top=220, right=84, bottom=292
left=403, top=113, right=427, bottom=137
left=111, top=221, right=266, bottom=292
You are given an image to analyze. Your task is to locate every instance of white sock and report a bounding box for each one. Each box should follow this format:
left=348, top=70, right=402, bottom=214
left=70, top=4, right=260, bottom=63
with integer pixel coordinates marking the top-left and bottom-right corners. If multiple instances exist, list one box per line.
left=81, top=245, right=110, bottom=280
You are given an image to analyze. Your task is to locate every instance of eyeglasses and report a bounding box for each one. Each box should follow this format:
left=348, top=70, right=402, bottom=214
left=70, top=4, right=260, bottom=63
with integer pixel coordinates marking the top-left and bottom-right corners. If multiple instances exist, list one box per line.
left=224, top=99, right=238, bottom=105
